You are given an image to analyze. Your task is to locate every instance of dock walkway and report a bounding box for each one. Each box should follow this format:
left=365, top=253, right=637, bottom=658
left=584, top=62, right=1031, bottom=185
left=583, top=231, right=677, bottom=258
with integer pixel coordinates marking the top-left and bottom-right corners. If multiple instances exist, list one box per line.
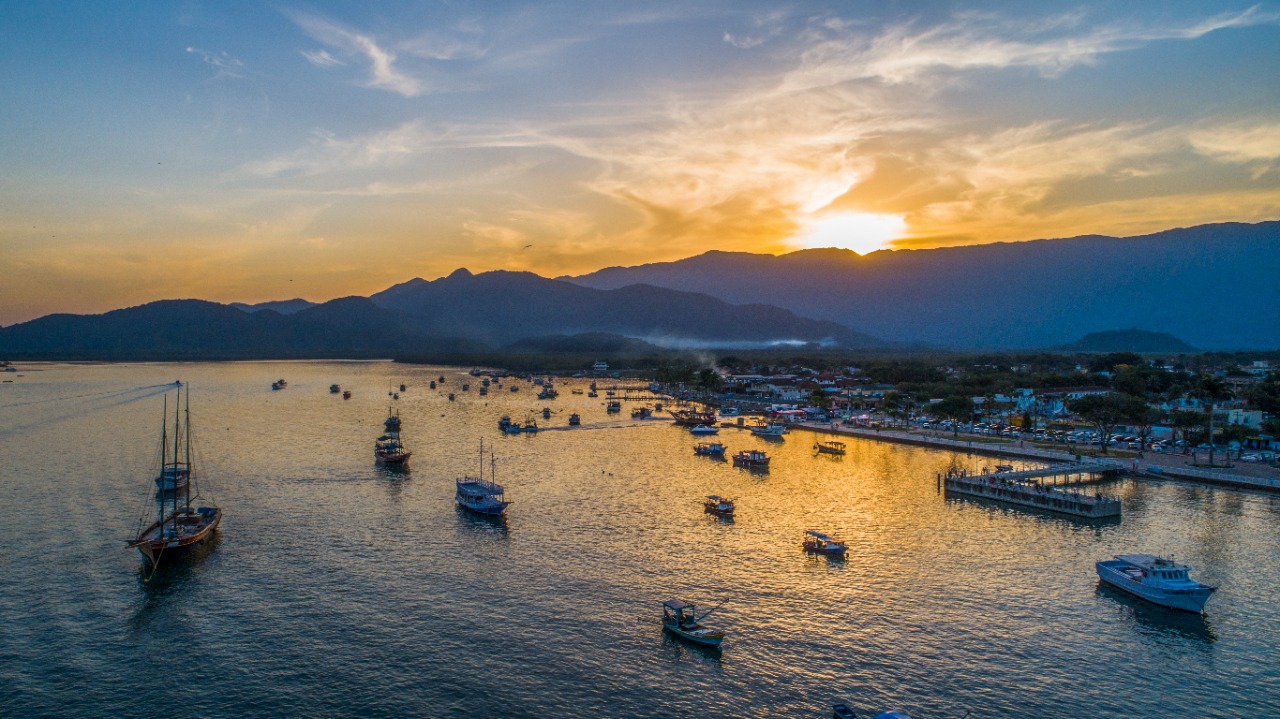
left=790, top=422, right=1280, bottom=493
left=943, top=468, right=1123, bottom=518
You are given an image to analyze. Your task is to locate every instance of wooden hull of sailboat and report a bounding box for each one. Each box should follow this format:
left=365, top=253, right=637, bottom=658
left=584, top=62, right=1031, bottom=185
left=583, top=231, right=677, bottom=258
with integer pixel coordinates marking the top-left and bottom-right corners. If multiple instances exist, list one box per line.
left=131, top=508, right=222, bottom=566
left=663, top=623, right=725, bottom=647
left=375, top=451, right=411, bottom=464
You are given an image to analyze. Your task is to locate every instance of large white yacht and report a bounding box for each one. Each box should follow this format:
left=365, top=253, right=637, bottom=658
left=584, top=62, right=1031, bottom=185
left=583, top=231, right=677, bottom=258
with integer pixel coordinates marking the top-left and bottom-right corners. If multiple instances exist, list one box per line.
left=1095, top=554, right=1216, bottom=613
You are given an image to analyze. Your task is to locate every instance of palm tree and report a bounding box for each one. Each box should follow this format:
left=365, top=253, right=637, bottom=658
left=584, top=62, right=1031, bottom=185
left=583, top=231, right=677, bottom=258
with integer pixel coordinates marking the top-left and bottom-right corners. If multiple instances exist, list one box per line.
left=1193, top=374, right=1231, bottom=466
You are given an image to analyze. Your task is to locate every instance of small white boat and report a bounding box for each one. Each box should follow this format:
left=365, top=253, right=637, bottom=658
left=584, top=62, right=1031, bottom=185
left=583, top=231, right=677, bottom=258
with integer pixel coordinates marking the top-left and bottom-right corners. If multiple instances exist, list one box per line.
left=689, top=424, right=719, bottom=436
left=456, top=441, right=510, bottom=516
left=662, top=599, right=725, bottom=647
left=1096, top=554, right=1216, bottom=613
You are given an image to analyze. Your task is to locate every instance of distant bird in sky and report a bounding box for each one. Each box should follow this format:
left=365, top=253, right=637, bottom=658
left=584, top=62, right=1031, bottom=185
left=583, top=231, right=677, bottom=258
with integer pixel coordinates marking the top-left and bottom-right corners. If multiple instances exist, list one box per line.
left=523, top=244, right=533, bottom=249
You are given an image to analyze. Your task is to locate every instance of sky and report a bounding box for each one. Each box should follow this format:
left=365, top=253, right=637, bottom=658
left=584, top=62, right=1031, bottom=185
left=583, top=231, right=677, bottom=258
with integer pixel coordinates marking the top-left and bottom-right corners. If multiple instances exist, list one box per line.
left=2, top=1, right=1279, bottom=325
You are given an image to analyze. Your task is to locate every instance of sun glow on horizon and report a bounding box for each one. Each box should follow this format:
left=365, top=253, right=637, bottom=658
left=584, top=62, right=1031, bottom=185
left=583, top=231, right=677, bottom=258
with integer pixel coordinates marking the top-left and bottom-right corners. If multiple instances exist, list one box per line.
left=789, top=212, right=908, bottom=255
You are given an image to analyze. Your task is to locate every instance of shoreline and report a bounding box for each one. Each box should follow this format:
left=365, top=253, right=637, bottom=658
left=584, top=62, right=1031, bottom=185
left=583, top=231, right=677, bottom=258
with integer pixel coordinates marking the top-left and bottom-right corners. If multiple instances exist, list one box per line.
left=786, top=421, right=1280, bottom=493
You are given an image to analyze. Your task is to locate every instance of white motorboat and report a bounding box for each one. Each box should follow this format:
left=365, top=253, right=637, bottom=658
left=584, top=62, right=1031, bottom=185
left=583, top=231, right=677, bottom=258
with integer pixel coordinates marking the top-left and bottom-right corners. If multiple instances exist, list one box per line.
left=1096, top=554, right=1216, bottom=613
left=689, top=424, right=719, bottom=435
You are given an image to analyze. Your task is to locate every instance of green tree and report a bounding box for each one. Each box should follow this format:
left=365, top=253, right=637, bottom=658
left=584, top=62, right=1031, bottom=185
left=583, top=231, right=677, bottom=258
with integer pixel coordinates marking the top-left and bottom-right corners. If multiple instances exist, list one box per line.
left=696, top=367, right=723, bottom=393
left=1122, top=396, right=1161, bottom=454
left=1068, top=393, right=1128, bottom=454
left=1171, top=410, right=1202, bottom=447
left=932, top=395, right=973, bottom=436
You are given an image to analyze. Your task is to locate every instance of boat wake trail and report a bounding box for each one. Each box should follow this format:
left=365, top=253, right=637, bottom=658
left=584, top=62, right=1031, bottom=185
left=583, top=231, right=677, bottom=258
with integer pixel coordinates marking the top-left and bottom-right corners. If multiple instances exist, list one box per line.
left=0, top=383, right=177, bottom=410
left=0, top=384, right=178, bottom=439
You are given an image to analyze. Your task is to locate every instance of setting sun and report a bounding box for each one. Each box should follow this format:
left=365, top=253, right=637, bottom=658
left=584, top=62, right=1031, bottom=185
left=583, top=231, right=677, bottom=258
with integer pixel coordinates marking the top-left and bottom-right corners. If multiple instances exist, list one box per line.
left=790, top=212, right=907, bottom=254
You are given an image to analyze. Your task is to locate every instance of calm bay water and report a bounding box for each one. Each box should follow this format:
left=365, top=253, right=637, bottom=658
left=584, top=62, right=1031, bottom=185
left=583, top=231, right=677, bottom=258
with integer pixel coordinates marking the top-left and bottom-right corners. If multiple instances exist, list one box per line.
left=1, top=361, right=1277, bottom=718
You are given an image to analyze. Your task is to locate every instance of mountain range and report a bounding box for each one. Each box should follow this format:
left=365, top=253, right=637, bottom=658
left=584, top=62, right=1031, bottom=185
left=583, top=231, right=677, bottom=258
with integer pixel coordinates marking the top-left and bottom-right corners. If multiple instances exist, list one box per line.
left=0, top=269, right=880, bottom=360
left=564, top=221, right=1280, bottom=350
left=2, top=221, right=1275, bottom=359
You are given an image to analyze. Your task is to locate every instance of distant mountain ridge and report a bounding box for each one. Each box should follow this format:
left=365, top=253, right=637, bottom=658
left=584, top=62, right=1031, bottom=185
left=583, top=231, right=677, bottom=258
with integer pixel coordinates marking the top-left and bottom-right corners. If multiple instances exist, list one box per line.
left=229, top=298, right=317, bottom=315
left=564, top=222, right=1280, bottom=350
left=0, top=270, right=886, bottom=359
left=1054, top=329, right=1197, bottom=353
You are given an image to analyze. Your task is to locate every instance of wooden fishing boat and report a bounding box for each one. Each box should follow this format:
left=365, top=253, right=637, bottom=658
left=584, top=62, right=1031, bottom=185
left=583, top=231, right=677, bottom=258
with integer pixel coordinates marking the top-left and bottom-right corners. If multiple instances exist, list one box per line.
left=384, top=407, right=402, bottom=431
left=670, top=407, right=717, bottom=426
left=342, top=390, right=352, bottom=399
left=375, top=432, right=411, bottom=465
left=694, top=441, right=726, bottom=457
left=814, top=440, right=846, bottom=455
left=568, top=413, right=581, bottom=426
left=703, top=495, right=735, bottom=516
left=128, top=387, right=221, bottom=568
left=803, top=530, right=847, bottom=555
left=330, top=384, right=341, bottom=394
left=732, top=449, right=770, bottom=468
left=662, top=599, right=725, bottom=647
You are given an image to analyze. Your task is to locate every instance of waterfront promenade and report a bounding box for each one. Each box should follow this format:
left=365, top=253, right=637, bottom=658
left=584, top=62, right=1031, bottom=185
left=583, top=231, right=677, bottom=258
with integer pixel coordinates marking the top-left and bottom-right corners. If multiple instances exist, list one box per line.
left=786, top=421, right=1280, bottom=493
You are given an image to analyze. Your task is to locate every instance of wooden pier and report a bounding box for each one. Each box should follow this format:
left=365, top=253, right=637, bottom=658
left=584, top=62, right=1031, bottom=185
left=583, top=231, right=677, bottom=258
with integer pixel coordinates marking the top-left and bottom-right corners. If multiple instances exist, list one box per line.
left=942, top=463, right=1123, bottom=518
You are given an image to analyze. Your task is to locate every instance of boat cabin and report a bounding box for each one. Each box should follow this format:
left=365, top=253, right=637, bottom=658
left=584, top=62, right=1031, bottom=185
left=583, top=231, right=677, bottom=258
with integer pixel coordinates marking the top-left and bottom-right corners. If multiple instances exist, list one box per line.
left=804, top=530, right=847, bottom=555
left=662, top=599, right=699, bottom=629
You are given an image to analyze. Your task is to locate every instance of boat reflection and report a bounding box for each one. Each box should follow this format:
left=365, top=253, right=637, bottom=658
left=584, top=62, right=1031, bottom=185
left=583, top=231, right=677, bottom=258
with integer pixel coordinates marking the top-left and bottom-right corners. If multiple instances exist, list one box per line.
left=659, top=631, right=724, bottom=665
left=1095, top=583, right=1216, bottom=643
left=454, top=504, right=509, bottom=537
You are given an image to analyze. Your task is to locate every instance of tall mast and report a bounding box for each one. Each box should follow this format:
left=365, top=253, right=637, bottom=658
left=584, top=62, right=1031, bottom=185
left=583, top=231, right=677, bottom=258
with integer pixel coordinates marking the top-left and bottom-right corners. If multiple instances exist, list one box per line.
left=184, top=386, right=192, bottom=511
left=172, top=387, right=181, bottom=534
left=159, top=394, right=168, bottom=524
left=479, top=438, right=484, bottom=479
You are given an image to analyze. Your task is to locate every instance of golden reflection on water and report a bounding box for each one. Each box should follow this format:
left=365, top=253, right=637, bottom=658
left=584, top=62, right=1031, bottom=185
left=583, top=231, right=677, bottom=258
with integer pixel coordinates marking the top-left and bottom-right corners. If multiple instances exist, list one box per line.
left=2, top=361, right=1279, bottom=718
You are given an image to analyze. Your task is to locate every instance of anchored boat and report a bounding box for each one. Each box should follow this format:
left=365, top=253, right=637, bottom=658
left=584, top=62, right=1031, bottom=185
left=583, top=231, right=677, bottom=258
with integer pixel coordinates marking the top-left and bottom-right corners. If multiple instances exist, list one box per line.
left=456, top=441, right=510, bottom=516
left=814, top=440, right=846, bottom=455
left=694, top=441, right=726, bottom=457
left=375, top=431, right=411, bottom=465
left=670, top=407, right=717, bottom=426
left=803, top=530, right=847, bottom=555
left=689, top=424, right=719, bottom=435
left=128, top=387, right=221, bottom=568
left=732, top=449, right=770, bottom=468
left=1096, top=554, right=1216, bottom=613
left=703, top=495, right=735, bottom=516
left=661, top=599, right=725, bottom=647
left=750, top=422, right=787, bottom=438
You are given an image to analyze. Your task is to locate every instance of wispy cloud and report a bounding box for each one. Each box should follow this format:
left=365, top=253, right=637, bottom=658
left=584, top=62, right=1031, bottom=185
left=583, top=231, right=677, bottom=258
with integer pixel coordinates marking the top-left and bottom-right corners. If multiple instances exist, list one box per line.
left=286, top=11, right=421, bottom=96
left=300, top=49, right=344, bottom=67
left=185, top=46, right=244, bottom=79
left=249, top=5, right=1280, bottom=264
left=1190, top=120, right=1280, bottom=163
left=781, top=5, right=1278, bottom=90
